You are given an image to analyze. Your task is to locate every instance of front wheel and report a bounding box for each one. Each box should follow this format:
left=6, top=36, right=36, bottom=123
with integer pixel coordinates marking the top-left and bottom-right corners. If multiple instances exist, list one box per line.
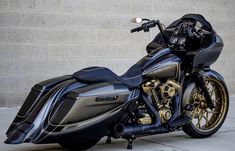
left=183, top=77, right=229, bottom=138
left=59, top=138, right=101, bottom=151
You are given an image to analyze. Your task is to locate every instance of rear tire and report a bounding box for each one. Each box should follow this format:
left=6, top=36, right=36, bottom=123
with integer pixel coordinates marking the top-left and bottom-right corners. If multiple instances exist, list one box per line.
left=59, top=138, right=101, bottom=151
left=183, top=77, right=229, bottom=138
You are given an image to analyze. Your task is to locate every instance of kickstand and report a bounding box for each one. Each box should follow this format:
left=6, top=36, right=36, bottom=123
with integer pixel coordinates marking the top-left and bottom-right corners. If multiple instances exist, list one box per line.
left=127, top=138, right=133, bottom=149
left=106, top=136, right=111, bottom=144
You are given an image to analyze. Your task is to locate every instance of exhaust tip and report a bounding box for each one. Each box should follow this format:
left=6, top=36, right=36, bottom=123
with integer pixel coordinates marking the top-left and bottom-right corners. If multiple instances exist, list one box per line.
left=114, top=123, right=125, bottom=137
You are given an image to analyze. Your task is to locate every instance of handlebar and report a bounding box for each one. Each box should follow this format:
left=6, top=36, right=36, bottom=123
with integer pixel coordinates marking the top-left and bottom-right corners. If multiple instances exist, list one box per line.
left=130, top=19, right=204, bottom=51
left=130, top=20, right=159, bottom=33
left=130, top=19, right=169, bottom=45
left=130, top=26, right=144, bottom=33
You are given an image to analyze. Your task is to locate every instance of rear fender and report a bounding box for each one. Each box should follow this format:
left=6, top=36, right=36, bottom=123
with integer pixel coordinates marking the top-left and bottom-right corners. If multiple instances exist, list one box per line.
left=6, top=75, right=73, bottom=136
left=34, top=83, right=138, bottom=144
left=5, top=77, right=86, bottom=144
left=5, top=78, right=139, bottom=144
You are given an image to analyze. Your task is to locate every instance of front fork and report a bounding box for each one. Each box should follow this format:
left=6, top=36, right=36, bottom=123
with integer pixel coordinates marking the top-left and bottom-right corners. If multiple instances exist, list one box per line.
left=193, top=70, right=214, bottom=109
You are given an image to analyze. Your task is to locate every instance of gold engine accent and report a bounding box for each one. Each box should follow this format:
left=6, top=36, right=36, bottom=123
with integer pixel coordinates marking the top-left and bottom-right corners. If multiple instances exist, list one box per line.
left=160, top=79, right=181, bottom=99
left=142, top=79, right=181, bottom=124
left=138, top=113, right=152, bottom=124
left=159, top=107, right=172, bottom=123
left=142, top=79, right=160, bottom=94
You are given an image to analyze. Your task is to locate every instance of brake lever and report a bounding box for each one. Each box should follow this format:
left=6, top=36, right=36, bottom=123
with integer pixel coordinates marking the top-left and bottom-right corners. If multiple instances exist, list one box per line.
left=197, top=30, right=204, bottom=37
left=193, top=31, right=201, bottom=39
left=186, top=27, right=195, bottom=39
left=141, top=20, right=158, bottom=32
left=143, top=28, right=150, bottom=32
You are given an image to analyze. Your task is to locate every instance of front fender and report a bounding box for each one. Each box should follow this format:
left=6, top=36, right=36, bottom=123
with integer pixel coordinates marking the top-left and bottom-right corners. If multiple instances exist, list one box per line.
left=181, top=70, right=228, bottom=111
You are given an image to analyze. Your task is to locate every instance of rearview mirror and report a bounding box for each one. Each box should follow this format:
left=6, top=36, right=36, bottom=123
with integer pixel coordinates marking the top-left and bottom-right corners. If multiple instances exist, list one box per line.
left=131, top=17, right=143, bottom=23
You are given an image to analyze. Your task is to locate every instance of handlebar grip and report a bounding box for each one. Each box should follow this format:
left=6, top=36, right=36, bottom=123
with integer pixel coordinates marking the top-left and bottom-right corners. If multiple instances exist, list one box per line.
left=130, top=26, right=143, bottom=33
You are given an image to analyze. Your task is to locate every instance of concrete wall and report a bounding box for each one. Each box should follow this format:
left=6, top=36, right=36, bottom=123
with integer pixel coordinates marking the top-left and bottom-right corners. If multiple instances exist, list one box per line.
left=0, top=0, right=235, bottom=107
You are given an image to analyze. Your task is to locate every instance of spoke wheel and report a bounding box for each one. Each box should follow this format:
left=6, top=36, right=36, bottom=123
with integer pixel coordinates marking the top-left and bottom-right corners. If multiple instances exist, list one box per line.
left=183, top=77, right=229, bottom=138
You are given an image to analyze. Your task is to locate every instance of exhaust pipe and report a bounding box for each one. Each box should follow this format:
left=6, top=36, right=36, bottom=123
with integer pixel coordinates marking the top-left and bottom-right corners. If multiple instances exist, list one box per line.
left=114, top=123, right=125, bottom=137
left=114, top=123, right=169, bottom=137
left=114, top=95, right=166, bottom=137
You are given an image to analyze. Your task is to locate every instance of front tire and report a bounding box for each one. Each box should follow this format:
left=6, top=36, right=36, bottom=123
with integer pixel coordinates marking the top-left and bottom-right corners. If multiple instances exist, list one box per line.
left=183, top=77, right=229, bottom=138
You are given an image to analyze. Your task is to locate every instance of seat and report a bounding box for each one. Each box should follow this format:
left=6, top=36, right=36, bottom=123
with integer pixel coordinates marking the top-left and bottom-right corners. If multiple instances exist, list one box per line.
left=73, top=64, right=142, bottom=88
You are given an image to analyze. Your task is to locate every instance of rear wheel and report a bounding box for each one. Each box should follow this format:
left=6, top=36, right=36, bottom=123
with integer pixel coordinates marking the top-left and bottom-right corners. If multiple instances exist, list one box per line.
left=59, top=138, right=101, bottom=151
left=183, top=77, right=229, bottom=138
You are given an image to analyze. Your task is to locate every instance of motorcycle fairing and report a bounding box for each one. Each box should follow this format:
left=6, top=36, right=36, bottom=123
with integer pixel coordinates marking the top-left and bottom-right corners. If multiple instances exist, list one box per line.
left=190, top=34, right=223, bottom=68
left=168, top=14, right=213, bottom=33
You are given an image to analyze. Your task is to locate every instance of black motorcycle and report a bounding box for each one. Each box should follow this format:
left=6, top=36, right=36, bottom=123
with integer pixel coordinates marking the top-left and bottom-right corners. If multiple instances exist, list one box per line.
left=5, top=14, right=229, bottom=150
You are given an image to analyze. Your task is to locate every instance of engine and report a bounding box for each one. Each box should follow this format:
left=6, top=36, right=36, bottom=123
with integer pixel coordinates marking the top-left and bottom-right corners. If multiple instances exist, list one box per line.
left=141, top=79, right=181, bottom=124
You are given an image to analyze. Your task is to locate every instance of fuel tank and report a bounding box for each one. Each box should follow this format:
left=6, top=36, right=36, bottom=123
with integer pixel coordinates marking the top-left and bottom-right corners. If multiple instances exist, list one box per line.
left=141, top=48, right=181, bottom=79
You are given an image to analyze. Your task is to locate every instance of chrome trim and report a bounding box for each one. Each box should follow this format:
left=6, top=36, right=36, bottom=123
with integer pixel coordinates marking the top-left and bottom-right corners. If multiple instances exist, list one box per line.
left=79, top=85, right=130, bottom=97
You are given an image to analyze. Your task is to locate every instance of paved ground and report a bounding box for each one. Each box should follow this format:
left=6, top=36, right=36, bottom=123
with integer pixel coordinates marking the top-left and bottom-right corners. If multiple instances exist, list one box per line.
left=1, top=96, right=235, bottom=151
